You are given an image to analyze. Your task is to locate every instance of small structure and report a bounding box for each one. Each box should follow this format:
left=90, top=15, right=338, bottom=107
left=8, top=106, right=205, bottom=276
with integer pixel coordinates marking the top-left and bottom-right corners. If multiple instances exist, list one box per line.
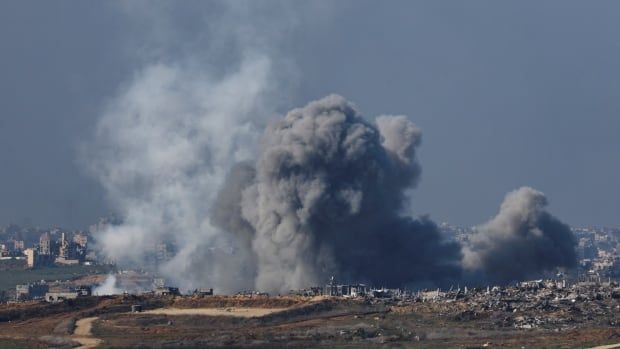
left=76, top=285, right=92, bottom=296
left=16, top=282, right=49, bottom=301
left=326, top=276, right=338, bottom=296
left=349, top=284, right=370, bottom=297
left=324, top=277, right=369, bottom=297
left=194, top=288, right=214, bottom=296
left=519, top=280, right=544, bottom=290
left=131, top=304, right=143, bottom=313
left=155, top=287, right=180, bottom=296
left=45, top=291, right=80, bottom=303
left=55, top=257, right=80, bottom=265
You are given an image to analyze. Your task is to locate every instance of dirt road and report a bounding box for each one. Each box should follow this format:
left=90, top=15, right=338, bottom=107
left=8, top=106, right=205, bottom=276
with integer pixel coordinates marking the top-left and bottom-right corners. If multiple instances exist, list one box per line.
left=72, top=317, right=102, bottom=349
left=142, top=307, right=287, bottom=317
left=587, top=344, right=620, bottom=349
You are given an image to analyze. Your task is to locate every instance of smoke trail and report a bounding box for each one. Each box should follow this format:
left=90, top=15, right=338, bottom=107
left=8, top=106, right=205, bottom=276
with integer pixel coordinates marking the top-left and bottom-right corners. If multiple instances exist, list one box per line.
left=463, top=186, right=577, bottom=283
left=216, top=95, right=463, bottom=293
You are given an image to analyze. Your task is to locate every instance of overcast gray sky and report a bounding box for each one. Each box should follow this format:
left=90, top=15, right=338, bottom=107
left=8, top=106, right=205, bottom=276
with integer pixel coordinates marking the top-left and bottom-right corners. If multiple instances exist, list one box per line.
left=1, top=1, right=619, bottom=229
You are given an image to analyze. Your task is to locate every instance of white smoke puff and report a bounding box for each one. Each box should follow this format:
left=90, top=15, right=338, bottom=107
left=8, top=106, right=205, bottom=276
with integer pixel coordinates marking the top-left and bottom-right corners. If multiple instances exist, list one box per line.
left=463, top=187, right=577, bottom=283
left=87, top=55, right=273, bottom=292
left=93, top=275, right=122, bottom=295
left=233, top=95, right=462, bottom=293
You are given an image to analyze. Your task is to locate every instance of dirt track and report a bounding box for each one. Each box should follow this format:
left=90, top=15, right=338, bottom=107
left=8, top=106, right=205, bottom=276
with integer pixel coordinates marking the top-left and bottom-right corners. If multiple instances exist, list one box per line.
left=587, top=344, right=620, bottom=349
left=142, top=307, right=288, bottom=317
left=72, top=317, right=102, bottom=349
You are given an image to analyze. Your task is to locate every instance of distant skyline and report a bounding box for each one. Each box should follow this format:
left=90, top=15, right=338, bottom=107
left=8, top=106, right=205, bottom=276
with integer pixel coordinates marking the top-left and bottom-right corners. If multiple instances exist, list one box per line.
left=1, top=1, right=619, bottom=229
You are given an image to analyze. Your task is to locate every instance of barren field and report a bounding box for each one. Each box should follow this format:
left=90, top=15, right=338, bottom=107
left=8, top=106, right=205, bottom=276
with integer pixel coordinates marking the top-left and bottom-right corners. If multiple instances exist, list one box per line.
left=3, top=295, right=620, bottom=348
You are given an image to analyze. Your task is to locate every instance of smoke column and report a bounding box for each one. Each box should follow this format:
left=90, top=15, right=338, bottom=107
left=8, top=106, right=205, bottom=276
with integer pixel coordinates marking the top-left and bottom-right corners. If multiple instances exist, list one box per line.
left=213, top=95, right=463, bottom=293
left=462, top=186, right=577, bottom=283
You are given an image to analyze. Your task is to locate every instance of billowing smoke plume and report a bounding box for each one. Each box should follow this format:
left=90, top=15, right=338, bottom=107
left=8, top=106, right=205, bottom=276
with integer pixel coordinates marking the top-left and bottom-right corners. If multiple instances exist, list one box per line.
left=212, top=95, right=462, bottom=292
left=462, top=187, right=577, bottom=283
left=87, top=4, right=577, bottom=293
left=91, top=87, right=577, bottom=291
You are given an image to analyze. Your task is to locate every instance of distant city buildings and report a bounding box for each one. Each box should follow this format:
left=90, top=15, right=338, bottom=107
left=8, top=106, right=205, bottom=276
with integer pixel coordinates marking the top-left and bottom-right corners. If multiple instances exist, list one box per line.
left=0, top=225, right=91, bottom=268
left=570, top=227, right=620, bottom=279
left=3, top=220, right=620, bottom=305
left=154, top=286, right=180, bottom=296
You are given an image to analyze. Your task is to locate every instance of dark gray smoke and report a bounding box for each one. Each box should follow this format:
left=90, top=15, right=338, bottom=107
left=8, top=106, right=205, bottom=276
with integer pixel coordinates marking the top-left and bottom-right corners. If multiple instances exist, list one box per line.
left=463, top=186, right=577, bottom=283
left=213, top=95, right=462, bottom=293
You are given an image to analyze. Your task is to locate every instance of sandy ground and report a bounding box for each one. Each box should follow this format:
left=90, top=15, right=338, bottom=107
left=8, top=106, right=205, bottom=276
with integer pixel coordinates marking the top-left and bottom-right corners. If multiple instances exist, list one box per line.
left=72, top=317, right=102, bottom=349
left=141, top=307, right=288, bottom=317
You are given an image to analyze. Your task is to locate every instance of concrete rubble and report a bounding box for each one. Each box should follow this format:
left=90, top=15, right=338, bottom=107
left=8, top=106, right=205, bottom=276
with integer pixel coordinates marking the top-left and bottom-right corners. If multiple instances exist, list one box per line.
left=386, top=279, right=620, bottom=331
